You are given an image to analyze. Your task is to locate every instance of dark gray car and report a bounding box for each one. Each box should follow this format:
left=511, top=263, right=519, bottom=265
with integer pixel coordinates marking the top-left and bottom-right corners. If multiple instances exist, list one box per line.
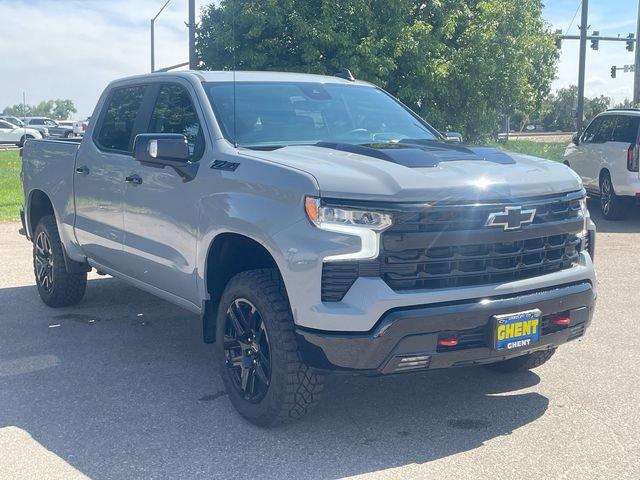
left=23, top=117, right=73, bottom=137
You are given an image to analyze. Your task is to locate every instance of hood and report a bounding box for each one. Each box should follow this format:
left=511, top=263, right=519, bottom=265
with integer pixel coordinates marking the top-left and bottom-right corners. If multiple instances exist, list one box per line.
left=248, top=141, right=583, bottom=203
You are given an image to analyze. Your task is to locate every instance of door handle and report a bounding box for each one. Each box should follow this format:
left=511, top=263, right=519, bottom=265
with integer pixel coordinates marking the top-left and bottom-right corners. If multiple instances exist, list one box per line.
left=125, top=174, right=143, bottom=185
left=75, top=165, right=90, bottom=175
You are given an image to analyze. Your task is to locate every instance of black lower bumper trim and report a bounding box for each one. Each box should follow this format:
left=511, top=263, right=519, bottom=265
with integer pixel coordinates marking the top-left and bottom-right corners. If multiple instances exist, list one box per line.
left=296, top=282, right=594, bottom=375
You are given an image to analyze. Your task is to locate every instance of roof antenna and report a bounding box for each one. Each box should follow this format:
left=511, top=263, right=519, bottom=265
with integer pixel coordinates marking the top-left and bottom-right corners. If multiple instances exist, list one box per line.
left=232, top=0, right=238, bottom=148
left=335, top=68, right=355, bottom=82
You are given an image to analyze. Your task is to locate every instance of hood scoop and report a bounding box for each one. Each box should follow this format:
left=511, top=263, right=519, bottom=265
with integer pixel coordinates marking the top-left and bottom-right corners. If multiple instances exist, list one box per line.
left=314, top=141, right=516, bottom=168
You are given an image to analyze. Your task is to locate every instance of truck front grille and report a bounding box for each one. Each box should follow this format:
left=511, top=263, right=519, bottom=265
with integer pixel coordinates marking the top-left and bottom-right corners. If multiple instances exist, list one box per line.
left=321, top=191, right=585, bottom=302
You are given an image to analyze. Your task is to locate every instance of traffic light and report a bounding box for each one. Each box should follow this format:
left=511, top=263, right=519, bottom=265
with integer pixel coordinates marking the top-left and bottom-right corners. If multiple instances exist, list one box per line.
left=611, top=66, right=617, bottom=79
left=628, top=34, right=636, bottom=52
left=591, top=31, right=600, bottom=50
left=554, top=29, right=563, bottom=49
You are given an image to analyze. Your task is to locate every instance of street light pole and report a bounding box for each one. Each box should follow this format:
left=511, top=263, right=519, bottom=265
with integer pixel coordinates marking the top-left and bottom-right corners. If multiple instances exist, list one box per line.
left=150, top=19, right=155, bottom=72
left=576, top=0, right=589, bottom=134
left=635, top=0, right=640, bottom=104
left=188, top=0, right=197, bottom=70
left=150, top=0, right=172, bottom=73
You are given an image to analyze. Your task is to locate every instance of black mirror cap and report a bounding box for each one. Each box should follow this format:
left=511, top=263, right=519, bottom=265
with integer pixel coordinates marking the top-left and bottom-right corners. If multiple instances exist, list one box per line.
left=572, top=134, right=580, bottom=145
left=444, top=131, right=463, bottom=143
left=133, top=133, right=189, bottom=166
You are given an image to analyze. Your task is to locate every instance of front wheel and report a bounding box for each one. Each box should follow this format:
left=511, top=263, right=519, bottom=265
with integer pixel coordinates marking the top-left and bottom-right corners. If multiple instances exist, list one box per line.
left=33, top=216, right=87, bottom=307
left=485, top=348, right=556, bottom=373
left=215, top=269, right=324, bottom=427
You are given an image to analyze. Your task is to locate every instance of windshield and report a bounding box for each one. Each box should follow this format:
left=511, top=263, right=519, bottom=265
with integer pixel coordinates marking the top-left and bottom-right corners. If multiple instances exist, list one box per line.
left=205, top=82, right=439, bottom=149
left=4, top=117, right=23, bottom=127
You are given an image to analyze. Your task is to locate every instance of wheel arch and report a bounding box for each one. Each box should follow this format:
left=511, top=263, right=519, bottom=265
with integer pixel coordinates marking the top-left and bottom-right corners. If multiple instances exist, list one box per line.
left=201, top=232, right=283, bottom=343
left=26, top=189, right=55, bottom=237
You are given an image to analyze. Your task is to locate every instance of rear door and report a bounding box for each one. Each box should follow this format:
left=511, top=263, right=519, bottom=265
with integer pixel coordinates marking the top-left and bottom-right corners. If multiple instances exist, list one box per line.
left=0, top=120, right=17, bottom=143
left=120, top=81, right=205, bottom=304
left=74, top=84, right=151, bottom=271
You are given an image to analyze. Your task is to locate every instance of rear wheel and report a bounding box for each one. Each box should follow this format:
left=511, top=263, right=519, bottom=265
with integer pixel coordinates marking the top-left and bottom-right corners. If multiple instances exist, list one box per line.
left=18, top=134, right=34, bottom=148
left=215, top=269, right=324, bottom=427
left=600, top=173, right=626, bottom=220
left=485, top=348, right=556, bottom=373
left=33, top=216, right=87, bottom=307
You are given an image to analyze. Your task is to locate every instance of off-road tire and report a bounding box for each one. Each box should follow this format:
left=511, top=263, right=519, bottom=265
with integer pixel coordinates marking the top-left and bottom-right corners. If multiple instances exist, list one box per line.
left=599, top=172, right=626, bottom=220
left=485, top=348, right=556, bottom=373
left=215, top=268, right=324, bottom=427
left=33, top=215, right=87, bottom=307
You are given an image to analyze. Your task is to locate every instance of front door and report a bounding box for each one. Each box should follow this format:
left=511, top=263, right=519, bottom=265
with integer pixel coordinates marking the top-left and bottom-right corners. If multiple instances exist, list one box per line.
left=121, top=82, right=205, bottom=304
left=74, top=84, right=149, bottom=271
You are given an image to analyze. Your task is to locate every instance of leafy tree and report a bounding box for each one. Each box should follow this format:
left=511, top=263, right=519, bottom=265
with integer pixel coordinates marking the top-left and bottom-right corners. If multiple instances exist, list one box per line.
left=613, top=98, right=639, bottom=109
left=2, top=99, right=77, bottom=120
left=196, top=0, right=558, bottom=140
left=531, top=86, right=611, bottom=132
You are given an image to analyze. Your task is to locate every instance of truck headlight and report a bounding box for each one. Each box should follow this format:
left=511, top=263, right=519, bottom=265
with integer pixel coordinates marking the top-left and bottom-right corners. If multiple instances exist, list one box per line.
left=304, top=197, right=392, bottom=261
left=578, top=197, right=589, bottom=238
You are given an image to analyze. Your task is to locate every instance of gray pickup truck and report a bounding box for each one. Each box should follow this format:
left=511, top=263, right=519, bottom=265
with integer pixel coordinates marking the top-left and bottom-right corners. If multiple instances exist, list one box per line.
left=20, top=71, right=596, bottom=426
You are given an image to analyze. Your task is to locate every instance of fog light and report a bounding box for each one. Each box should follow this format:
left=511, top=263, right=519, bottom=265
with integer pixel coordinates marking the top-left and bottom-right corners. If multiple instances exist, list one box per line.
left=551, top=316, right=571, bottom=326
left=437, top=337, right=459, bottom=347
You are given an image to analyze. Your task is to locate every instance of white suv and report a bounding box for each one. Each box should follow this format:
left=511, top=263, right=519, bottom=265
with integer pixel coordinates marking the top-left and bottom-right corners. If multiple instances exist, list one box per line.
left=564, top=109, right=640, bottom=219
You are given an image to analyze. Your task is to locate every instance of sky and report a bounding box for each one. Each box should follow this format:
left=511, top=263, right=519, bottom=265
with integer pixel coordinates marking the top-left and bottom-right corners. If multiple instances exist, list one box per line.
left=0, top=0, right=636, bottom=118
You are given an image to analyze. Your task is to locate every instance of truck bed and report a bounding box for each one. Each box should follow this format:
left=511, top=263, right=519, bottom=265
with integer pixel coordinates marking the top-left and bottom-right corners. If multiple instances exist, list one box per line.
left=21, top=138, right=81, bottom=240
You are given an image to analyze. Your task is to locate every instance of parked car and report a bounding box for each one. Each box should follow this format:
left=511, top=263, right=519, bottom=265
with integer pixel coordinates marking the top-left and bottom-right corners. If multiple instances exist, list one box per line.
left=22, top=117, right=74, bottom=138
left=0, top=119, right=42, bottom=146
left=0, top=116, right=49, bottom=138
left=20, top=71, right=596, bottom=426
left=563, top=109, right=640, bottom=220
left=72, top=117, right=90, bottom=137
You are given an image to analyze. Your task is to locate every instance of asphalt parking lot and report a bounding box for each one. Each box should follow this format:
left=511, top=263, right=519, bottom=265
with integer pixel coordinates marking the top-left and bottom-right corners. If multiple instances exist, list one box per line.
left=1, top=200, right=639, bottom=480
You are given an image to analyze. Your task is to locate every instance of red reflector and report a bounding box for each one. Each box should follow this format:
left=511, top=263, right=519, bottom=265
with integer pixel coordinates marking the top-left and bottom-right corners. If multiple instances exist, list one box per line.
left=551, top=316, right=571, bottom=326
left=437, top=337, right=459, bottom=347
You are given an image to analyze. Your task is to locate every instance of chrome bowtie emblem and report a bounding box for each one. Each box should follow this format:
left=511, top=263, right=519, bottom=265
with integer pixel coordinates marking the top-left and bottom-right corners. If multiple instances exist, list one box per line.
left=485, top=206, right=536, bottom=231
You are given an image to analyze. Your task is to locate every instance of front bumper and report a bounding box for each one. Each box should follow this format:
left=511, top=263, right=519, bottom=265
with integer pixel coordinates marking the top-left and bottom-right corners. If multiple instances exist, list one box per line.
left=296, top=281, right=594, bottom=375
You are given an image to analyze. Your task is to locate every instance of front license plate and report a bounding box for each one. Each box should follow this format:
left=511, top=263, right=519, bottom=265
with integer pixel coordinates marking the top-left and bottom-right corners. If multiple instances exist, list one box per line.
left=493, top=309, right=541, bottom=351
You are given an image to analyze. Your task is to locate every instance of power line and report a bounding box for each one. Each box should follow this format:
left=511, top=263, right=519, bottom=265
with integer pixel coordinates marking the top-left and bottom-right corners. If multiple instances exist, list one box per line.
left=566, top=0, right=582, bottom=34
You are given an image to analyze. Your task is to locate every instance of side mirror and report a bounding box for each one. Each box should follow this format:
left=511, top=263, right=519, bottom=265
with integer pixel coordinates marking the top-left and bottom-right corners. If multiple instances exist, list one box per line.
left=133, top=133, right=198, bottom=182
left=572, top=134, right=580, bottom=146
left=444, top=131, right=463, bottom=143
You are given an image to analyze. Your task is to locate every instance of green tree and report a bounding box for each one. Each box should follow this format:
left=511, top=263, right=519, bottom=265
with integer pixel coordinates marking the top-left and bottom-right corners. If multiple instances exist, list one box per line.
left=196, top=0, right=558, bottom=140
left=535, top=86, right=610, bottom=131
left=2, top=99, right=77, bottom=120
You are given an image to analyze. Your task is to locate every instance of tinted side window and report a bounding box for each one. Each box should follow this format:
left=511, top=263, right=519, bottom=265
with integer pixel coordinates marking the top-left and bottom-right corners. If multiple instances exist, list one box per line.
left=582, top=118, right=602, bottom=143
left=0, top=121, right=13, bottom=129
left=612, top=116, right=640, bottom=143
left=31, top=119, right=44, bottom=125
left=148, top=84, right=203, bottom=161
left=593, top=116, right=616, bottom=143
left=97, top=85, right=147, bottom=153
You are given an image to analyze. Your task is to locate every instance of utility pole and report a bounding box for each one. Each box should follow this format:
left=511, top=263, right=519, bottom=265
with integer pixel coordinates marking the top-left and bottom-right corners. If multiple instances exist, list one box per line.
left=576, top=0, right=589, bottom=134
left=635, top=0, right=640, bottom=104
left=188, top=0, right=197, bottom=70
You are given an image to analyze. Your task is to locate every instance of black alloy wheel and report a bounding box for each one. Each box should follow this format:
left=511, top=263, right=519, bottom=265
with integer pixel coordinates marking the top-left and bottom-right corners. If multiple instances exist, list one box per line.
left=34, top=230, right=54, bottom=292
left=223, top=298, right=272, bottom=403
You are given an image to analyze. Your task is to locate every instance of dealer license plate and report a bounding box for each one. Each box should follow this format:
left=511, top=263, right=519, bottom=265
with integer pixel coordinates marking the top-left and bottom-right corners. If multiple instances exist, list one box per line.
left=493, top=309, right=541, bottom=351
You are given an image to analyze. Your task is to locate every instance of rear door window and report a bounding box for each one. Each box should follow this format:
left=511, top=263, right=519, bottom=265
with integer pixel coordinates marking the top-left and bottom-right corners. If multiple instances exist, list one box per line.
left=96, top=85, right=147, bottom=153
left=592, top=116, right=616, bottom=143
left=611, top=116, right=640, bottom=143
left=147, top=84, right=203, bottom=161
